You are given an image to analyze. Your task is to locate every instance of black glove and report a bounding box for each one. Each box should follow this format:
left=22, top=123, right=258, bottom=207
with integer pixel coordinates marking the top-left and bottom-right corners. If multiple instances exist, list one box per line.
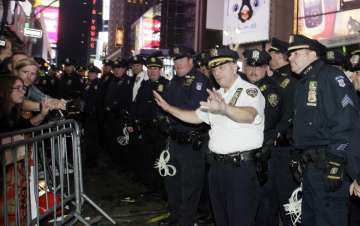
left=288, top=149, right=303, bottom=184
left=324, top=153, right=346, bottom=192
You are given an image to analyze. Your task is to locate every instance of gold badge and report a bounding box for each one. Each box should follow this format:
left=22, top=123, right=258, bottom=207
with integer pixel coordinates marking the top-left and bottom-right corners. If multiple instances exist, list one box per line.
left=327, top=51, right=335, bottom=60
left=307, top=81, right=317, bottom=106
left=157, top=84, right=164, bottom=92
left=229, top=88, right=243, bottom=106
left=252, top=50, right=260, bottom=61
left=268, top=93, right=279, bottom=107
left=260, top=84, right=267, bottom=92
left=210, top=48, right=218, bottom=57
left=246, top=88, right=258, bottom=97
left=280, top=78, right=290, bottom=88
left=184, top=75, right=195, bottom=86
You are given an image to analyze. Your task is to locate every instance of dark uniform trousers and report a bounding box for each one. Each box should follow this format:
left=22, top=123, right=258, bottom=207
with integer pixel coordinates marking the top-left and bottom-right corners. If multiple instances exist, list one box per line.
left=302, top=163, right=350, bottom=226
left=83, top=115, right=102, bottom=167
left=140, top=126, right=166, bottom=191
left=209, top=160, right=258, bottom=226
left=164, top=140, right=206, bottom=226
left=255, top=147, right=299, bottom=226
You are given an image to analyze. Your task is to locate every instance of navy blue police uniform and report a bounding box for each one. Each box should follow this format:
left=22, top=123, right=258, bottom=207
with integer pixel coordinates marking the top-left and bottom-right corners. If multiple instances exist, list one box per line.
left=56, top=58, right=84, bottom=100
left=81, top=65, right=103, bottom=168
left=131, top=56, right=169, bottom=191
left=160, top=46, right=210, bottom=226
left=290, top=35, right=360, bottom=226
left=242, top=49, right=286, bottom=226
left=103, top=59, right=133, bottom=166
left=265, top=38, right=300, bottom=226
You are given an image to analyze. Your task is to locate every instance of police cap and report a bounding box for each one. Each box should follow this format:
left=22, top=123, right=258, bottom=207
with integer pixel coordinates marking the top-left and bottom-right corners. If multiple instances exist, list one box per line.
left=269, top=37, right=289, bottom=54
left=170, top=46, right=195, bottom=60
left=347, top=44, right=360, bottom=56
left=113, top=59, right=129, bottom=68
left=243, top=49, right=271, bottom=66
left=102, top=59, right=113, bottom=66
left=195, top=52, right=210, bottom=67
left=130, top=55, right=145, bottom=65
left=145, top=56, right=163, bottom=68
left=208, top=46, right=239, bottom=69
left=88, top=65, right=101, bottom=73
left=63, top=58, right=76, bottom=66
left=287, top=34, right=326, bottom=56
left=324, top=49, right=347, bottom=68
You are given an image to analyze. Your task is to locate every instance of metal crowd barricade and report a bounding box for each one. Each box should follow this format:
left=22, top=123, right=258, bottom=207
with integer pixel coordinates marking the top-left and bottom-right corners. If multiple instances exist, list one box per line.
left=0, top=119, right=115, bottom=225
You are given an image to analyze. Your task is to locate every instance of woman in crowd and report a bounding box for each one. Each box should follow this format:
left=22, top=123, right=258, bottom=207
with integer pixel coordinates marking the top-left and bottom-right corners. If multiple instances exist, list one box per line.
left=0, top=75, right=50, bottom=133
left=13, top=57, right=66, bottom=111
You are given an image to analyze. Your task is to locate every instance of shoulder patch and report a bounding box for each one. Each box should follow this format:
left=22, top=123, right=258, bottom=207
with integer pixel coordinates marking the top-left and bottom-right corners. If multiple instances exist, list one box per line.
left=280, top=78, right=290, bottom=88
left=268, top=93, right=279, bottom=107
left=246, top=88, right=258, bottom=97
left=335, top=76, right=346, bottom=88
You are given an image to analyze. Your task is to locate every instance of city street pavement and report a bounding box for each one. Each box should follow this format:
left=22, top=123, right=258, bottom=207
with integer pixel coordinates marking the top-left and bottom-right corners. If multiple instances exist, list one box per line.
left=79, top=166, right=168, bottom=226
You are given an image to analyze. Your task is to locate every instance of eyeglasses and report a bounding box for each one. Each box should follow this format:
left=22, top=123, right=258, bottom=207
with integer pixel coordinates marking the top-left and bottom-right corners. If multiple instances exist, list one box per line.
left=12, top=85, right=27, bottom=92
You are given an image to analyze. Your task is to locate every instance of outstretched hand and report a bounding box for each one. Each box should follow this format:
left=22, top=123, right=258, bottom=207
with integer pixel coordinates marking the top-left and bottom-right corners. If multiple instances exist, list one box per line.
left=153, top=91, right=171, bottom=112
left=350, top=179, right=360, bottom=197
left=200, top=88, right=227, bottom=115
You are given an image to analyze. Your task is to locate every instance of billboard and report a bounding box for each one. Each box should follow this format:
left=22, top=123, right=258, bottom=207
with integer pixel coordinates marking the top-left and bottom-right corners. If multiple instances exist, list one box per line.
left=35, top=6, right=59, bottom=45
left=133, top=4, right=161, bottom=52
left=297, top=0, right=360, bottom=47
left=222, top=0, right=270, bottom=45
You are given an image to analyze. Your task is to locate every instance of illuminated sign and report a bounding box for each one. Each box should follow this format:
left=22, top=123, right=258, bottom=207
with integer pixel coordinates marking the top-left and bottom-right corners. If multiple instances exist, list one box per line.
left=222, top=0, right=271, bottom=45
left=297, top=0, right=360, bottom=47
left=24, top=28, right=43, bottom=38
left=133, top=4, right=161, bottom=52
left=35, top=6, right=59, bottom=44
left=115, top=27, right=124, bottom=47
left=89, top=0, right=98, bottom=49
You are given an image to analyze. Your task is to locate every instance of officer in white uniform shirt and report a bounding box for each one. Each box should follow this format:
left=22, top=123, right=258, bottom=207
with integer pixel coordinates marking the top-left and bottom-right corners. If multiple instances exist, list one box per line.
left=130, top=55, right=148, bottom=101
left=154, top=47, right=265, bottom=226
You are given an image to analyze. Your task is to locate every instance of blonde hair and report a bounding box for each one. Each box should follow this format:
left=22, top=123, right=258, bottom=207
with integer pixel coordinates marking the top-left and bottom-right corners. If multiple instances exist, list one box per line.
left=14, top=58, right=39, bottom=71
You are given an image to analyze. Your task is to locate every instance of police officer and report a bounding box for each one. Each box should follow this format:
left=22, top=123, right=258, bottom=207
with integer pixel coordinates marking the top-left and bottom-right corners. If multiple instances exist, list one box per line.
left=288, top=34, right=360, bottom=226
left=324, top=49, right=348, bottom=70
left=130, top=56, right=169, bottom=191
left=81, top=65, right=103, bottom=168
left=266, top=38, right=300, bottom=226
left=155, top=46, right=210, bottom=226
left=38, top=64, right=60, bottom=97
left=56, top=58, right=84, bottom=102
left=195, top=51, right=219, bottom=89
left=130, top=55, right=148, bottom=101
left=103, top=59, right=133, bottom=167
left=242, top=48, right=284, bottom=226
left=154, top=46, right=265, bottom=226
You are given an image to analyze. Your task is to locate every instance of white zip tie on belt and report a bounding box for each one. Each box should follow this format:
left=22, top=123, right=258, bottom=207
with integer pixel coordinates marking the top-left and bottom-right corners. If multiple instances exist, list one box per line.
left=117, top=126, right=129, bottom=146
left=154, top=148, right=176, bottom=177
left=283, top=183, right=302, bottom=226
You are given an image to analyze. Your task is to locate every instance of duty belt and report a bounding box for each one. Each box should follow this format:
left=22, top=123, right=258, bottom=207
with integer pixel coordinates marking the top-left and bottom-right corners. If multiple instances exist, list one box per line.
left=209, top=150, right=256, bottom=167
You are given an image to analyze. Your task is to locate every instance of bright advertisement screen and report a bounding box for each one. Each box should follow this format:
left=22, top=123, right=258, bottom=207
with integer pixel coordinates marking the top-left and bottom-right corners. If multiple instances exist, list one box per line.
left=297, top=0, right=360, bottom=47
left=134, top=4, right=161, bottom=51
left=35, top=6, right=59, bottom=44
left=222, top=0, right=270, bottom=45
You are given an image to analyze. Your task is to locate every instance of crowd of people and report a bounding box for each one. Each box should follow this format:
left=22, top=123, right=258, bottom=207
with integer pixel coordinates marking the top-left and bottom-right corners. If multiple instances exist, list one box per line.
left=1, top=33, right=360, bottom=226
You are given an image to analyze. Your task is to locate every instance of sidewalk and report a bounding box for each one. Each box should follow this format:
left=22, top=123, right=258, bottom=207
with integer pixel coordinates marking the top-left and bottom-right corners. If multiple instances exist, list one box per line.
left=80, top=167, right=168, bottom=226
